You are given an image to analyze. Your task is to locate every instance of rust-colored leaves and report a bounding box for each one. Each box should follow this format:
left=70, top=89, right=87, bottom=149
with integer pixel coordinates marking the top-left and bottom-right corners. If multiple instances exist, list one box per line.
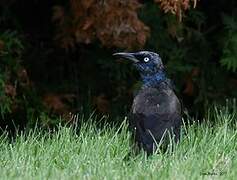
left=155, top=0, right=198, bottom=21
left=53, top=0, right=150, bottom=50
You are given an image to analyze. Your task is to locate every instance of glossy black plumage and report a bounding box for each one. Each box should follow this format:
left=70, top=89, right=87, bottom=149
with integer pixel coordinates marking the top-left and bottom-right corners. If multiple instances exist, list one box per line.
left=113, top=51, right=181, bottom=154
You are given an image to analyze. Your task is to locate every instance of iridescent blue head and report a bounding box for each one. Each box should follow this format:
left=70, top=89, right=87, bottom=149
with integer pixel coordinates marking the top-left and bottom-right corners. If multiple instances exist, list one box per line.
left=113, top=51, right=167, bottom=87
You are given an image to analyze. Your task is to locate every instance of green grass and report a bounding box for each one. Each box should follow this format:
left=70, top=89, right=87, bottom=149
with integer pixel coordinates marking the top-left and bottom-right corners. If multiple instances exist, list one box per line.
left=0, top=106, right=237, bottom=180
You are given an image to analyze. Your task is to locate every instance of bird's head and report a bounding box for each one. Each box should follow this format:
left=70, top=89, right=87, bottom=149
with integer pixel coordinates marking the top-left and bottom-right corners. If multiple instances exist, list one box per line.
left=113, top=51, right=164, bottom=76
left=113, top=51, right=166, bottom=87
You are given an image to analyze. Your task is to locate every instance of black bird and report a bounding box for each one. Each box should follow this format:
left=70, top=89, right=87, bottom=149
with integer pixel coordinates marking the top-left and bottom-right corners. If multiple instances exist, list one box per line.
left=113, top=51, right=181, bottom=154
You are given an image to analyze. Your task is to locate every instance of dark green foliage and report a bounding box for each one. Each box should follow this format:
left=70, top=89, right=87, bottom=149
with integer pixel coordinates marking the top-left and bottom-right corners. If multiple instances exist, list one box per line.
left=140, top=2, right=237, bottom=116
left=220, top=13, right=237, bottom=72
left=0, top=31, right=49, bottom=130
left=0, top=31, right=23, bottom=117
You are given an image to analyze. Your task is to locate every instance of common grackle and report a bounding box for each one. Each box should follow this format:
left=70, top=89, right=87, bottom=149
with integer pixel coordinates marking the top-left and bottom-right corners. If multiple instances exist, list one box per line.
left=113, top=51, right=181, bottom=154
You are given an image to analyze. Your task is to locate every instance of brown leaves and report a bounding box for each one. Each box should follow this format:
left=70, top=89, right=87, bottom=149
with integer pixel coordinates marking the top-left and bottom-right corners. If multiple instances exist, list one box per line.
left=1, top=66, right=33, bottom=114
left=17, top=68, right=30, bottom=88
left=53, top=0, right=150, bottom=50
left=93, top=94, right=110, bottom=114
left=183, top=67, right=200, bottom=96
left=42, top=94, right=75, bottom=115
left=155, top=0, right=198, bottom=21
left=4, top=84, right=16, bottom=98
left=3, top=68, right=30, bottom=99
left=52, top=0, right=199, bottom=49
left=43, top=94, right=67, bottom=115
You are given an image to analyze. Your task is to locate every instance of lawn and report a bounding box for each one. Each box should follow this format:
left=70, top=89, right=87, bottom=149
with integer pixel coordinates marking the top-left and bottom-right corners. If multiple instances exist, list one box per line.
left=0, top=106, right=236, bottom=180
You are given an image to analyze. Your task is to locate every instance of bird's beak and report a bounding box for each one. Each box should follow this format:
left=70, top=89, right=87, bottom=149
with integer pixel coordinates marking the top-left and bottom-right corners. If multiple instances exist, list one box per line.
left=113, top=52, right=139, bottom=63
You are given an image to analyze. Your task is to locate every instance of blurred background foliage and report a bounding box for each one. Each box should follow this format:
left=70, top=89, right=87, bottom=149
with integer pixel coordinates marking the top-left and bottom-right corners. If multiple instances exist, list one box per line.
left=0, top=0, right=237, bottom=130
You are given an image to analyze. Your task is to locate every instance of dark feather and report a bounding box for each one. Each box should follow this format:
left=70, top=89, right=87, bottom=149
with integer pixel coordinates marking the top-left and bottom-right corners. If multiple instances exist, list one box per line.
left=130, top=82, right=181, bottom=154
left=113, top=51, right=182, bottom=154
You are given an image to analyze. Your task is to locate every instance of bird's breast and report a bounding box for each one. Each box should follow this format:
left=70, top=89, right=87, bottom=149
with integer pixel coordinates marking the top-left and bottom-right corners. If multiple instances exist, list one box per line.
left=132, top=87, right=180, bottom=117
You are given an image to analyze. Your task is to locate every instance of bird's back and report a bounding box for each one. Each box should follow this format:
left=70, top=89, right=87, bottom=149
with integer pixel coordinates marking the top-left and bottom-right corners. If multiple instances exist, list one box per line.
left=130, top=82, right=181, bottom=154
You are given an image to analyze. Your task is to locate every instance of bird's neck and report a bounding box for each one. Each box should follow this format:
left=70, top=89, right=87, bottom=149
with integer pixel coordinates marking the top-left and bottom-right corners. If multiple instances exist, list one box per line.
left=141, top=70, right=166, bottom=88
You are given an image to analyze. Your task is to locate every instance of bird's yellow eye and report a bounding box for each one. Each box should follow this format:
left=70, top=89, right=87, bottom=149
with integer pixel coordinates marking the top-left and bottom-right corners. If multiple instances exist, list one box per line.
left=144, top=57, right=150, bottom=62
